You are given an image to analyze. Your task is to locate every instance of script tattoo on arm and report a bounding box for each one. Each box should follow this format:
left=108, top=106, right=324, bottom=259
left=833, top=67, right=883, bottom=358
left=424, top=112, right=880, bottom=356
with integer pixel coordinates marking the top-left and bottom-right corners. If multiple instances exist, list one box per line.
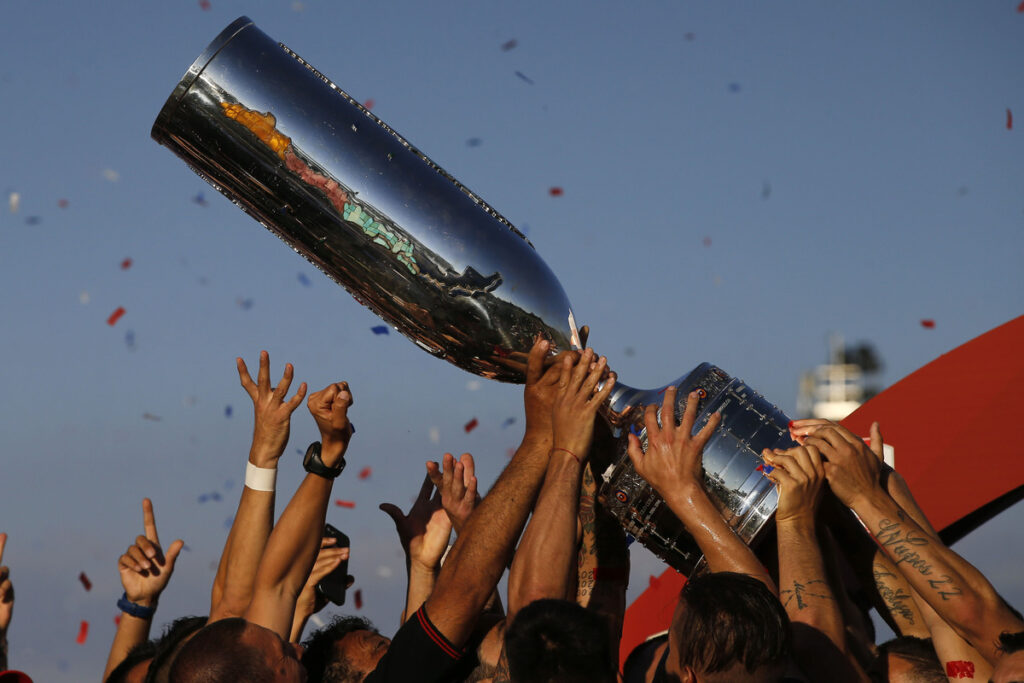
left=926, top=575, right=963, bottom=601
left=872, top=563, right=915, bottom=625
left=875, top=519, right=934, bottom=576
left=779, top=579, right=833, bottom=610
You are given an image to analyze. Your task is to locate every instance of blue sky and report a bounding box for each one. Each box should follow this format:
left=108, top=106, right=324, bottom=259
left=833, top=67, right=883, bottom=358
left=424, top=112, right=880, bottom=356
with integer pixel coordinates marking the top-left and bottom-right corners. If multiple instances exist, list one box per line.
left=1, top=1, right=1021, bottom=678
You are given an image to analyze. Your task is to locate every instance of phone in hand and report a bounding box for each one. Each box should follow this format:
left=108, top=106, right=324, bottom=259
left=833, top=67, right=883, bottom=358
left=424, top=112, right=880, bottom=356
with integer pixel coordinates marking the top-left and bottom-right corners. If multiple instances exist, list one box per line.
left=316, top=523, right=351, bottom=606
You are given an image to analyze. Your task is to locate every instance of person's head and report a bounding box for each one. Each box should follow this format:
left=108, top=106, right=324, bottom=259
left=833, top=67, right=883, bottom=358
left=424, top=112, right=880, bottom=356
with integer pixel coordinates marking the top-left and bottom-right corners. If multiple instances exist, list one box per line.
left=667, top=572, right=790, bottom=683
left=505, top=599, right=615, bottom=683
left=993, top=631, right=1024, bottom=683
left=106, top=639, right=158, bottom=683
left=302, top=615, right=388, bottom=683
left=144, top=615, right=208, bottom=683
left=169, top=617, right=305, bottom=683
left=870, top=636, right=945, bottom=683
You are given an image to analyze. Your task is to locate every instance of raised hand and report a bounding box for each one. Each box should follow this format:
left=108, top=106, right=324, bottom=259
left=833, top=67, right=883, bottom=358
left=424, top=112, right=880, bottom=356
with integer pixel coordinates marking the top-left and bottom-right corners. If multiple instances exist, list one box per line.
left=380, top=473, right=453, bottom=572
left=237, top=351, right=307, bottom=466
left=762, top=444, right=826, bottom=526
left=307, top=381, right=354, bottom=463
left=0, top=534, right=12, bottom=638
left=523, top=336, right=577, bottom=438
left=550, top=348, right=615, bottom=461
left=294, top=537, right=351, bottom=625
left=626, top=387, right=721, bottom=499
left=118, top=499, right=185, bottom=607
left=426, top=452, right=479, bottom=535
left=800, top=423, right=882, bottom=509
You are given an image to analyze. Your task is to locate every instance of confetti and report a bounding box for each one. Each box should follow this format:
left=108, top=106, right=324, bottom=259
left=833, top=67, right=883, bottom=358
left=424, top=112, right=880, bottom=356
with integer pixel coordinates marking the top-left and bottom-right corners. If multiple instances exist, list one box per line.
left=728, top=82, right=742, bottom=93
left=57, top=198, right=69, bottom=209
left=297, top=273, right=312, bottom=287
left=76, top=620, right=89, bottom=644
left=102, top=168, right=120, bottom=182
left=142, top=413, right=162, bottom=422
left=79, top=291, right=91, bottom=305
left=335, top=500, right=356, bottom=508
left=757, top=463, right=774, bottom=474
left=8, top=192, right=19, bottom=213
left=548, top=187, right=564, bottom=197
left=683, top=32, right=696, bottom=41
left=624, top=346, right=636, bottom=357
left=291, top=1, right=306, bottom=11
left=428, top=427, right=440, bottom=444
left=376, top=565, right=393, bottom=578
left=358, top=467, right=372, bottom=480
left=224, top=405, right=233, bottom=418
left=363, top=98, right=375, bottom=111
left=501, top=417, right=516, bottom=429
left=107, top=306, right=126, bottom=326
left=354, top=589, right=363, bottom=609
left=1008, top=108, right=1014, bottom=130
left=946, top=661, right=975, bottom=678
left=466, top=137, right=482, bottom=147
left=466, top=380, right=481, bottom=391
left=464, top=418, right=479, bottom=433
left=1018, top=0, right=1024, bottom=11
left=125, top=330, right=136, bottom=350
left=761, top=181, right=772, bottom=199
left=224, top=516, right=234, bottom=529
left=121, top=257, right=133, bottom=270
left=514, top=70, right=535, bottom=85
left=198, top=493, right=209, bottom=503
left=193, top=192, right=209, bottom=207
left=236, top=298, right=254, bottom=310
left=199, top=0, right=211, bottom=9
left=210, top=491, right=222, bottom=502
left=501, top=39, right=518, bottom=51
left=79, top=572, right=92, bottom=591
left=371, top=325, right=389, bottom=335
left=702, top=236, right=712, bottom=247
left=114, top=614, right=121, bottom=626
left=25, top=215, right=41, bottom=225
left=920, top=319, right=936, bottom=329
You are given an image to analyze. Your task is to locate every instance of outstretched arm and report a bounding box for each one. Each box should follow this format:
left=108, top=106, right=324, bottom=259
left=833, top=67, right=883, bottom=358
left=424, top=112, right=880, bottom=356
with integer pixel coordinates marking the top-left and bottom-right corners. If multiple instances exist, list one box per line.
left=210, top=351, right=306, bottom=620
left=245, top=380, right=353, bottom=639
left=764, top=445, right=868, bottom=683
left=628, top=387, right=774, bottom=591
left=798, top=420, right=1024, bottom=665
left=424, top=337, right=575, bottom=648
left=0, top=534, right=12, bottom=672
left=508, top=349, right=613, bottom=619
left=103, top=500, right=184, bottom=681
left=289, top=537, right=350, bottom=642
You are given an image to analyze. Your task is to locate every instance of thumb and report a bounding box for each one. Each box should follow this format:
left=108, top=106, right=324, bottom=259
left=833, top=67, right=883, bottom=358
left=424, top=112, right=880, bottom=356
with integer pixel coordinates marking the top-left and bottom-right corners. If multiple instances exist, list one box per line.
left=626, top=433, right=644, bottom=471
left=379, top=503, right=404, bottom=527
left=868, top=421, right=885, bottom=461
left=164, top=539, right=185, bottom=572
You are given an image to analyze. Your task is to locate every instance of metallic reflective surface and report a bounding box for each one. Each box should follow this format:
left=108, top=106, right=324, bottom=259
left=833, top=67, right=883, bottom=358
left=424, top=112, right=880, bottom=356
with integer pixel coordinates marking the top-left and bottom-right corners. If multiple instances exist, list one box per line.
left=152, top=17, right=578, bottom=382
left=152, top=17, right=788, bottom=574
left=597, top=364, right=793, bottom=573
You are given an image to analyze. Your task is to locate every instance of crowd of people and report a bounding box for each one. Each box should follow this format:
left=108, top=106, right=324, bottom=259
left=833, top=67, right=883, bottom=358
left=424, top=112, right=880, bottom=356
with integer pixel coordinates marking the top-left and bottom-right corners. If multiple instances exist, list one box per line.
left=1, top=338, right=1022, bottom=682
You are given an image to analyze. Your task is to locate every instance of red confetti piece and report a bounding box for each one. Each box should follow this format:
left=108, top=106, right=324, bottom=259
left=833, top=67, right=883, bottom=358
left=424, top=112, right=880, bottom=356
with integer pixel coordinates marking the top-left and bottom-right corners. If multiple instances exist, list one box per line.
left=114, top=614, right=121, bottom=626
left=363, top=98, right=375, bottom=110
left=946, top=661, right=975, bottom=678
left=920, top=319, right=935, bottom=329
left=548, top=187, right=564, bottom=197
left=335, top=499, right=356, bottom=508
left=57, top=198, right=69, bottom=209
left=702, top=236, right=712, bottom=247
left=198, top=0, right=211, bottom=9
left=464, top=418, right=479, bottom=433
left=358, top=466, right=372, bottom=480
left=79, top=572, right=92, bottom=591
left=1018, top=0, right=1024, bottom=12
left=76, top=620, right=89, bottom=644
left=1008, top=108, right=1014, bottom=130
left=120, top=257, right=133, bottom=270
left=354, top=589, right=363, bottom=609
left=107, top=306, right=126, bottom=326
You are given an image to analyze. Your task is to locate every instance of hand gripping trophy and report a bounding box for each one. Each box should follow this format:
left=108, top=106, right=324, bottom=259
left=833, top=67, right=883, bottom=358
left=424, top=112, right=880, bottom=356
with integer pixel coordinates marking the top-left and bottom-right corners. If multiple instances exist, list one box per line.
left=152, top=17, right=795, bottom=574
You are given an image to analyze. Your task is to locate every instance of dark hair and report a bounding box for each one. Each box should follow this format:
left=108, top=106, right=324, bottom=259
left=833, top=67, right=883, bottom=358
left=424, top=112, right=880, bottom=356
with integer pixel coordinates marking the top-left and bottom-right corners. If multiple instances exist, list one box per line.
left=302, top=615, right=377, bottom=683
left=169, top=618, right=273, bottom=683
left=106, top=638, right=159, bottom=682
left=505, top=599, right=615, bottom=683
left=145, top=615, right=209, bottom=683
left=998, top=631, right=1024, bottom=655
left=875, top=636, right=945, bottom=683
left=671, top=572, right=790, bottom=677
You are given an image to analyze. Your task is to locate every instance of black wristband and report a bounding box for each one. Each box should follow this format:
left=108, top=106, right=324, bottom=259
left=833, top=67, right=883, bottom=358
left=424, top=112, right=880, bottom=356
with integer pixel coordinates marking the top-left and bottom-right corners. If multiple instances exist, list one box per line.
left=117, top=592, right=157, bottom=619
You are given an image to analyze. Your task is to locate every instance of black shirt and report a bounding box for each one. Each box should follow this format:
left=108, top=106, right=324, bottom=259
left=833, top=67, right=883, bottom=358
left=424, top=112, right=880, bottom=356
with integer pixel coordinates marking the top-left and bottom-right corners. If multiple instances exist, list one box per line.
left=364, top=606, right=463, bottom=683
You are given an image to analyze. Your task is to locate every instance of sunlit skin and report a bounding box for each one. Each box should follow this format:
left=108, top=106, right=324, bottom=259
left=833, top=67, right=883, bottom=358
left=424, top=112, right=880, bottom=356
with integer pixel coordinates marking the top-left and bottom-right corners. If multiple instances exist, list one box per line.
left=333, top=629, right=392, bottom=679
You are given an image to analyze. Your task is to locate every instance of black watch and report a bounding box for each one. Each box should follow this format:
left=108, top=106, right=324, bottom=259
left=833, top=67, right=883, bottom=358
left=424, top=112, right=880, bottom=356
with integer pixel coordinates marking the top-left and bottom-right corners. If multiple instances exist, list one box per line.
left=303, top=441, right=345, bottom=479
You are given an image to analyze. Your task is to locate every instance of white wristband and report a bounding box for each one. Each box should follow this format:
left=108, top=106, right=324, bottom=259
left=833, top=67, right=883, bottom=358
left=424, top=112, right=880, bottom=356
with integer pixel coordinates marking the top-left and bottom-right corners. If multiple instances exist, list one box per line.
left=245, top=462, right=277, bottom=492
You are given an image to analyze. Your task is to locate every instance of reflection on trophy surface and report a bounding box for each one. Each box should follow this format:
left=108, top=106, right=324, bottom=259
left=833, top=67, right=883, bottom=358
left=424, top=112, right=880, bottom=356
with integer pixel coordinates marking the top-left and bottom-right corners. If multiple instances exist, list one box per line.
left=152, top=16, right=794, bottom=574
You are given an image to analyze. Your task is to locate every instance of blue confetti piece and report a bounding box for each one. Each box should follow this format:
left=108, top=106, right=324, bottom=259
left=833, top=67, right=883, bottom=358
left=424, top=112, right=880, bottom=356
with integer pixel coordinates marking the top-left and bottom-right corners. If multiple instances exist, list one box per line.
left=25, top=215, right=41, bottom=225
left=466, top=137, right=482, bottom=147
left=182, top=544, right=191, bottom=552
left=224, top=479, right=234, bottom=490
left=224, top=405, right=233, bottom=418
left=198, top=493, right=209, bottom=503
left=501, top=417, right=516, bottom=428
left=371, top=325, right=389, bottom=335
left=515, top=70, right=535, bottom=85
left=297, top=273, right=311, bottom=287
left=124, top=330, right=136, bottom=350
left=236, top=298, right=254, bottom=310
left=193, top=192, right=209, bottom=207
left=224, top=516, right=234, bottom=529
left=210, top=491, right=223, bottom=502
left=727, top=82, right=741, bottom=93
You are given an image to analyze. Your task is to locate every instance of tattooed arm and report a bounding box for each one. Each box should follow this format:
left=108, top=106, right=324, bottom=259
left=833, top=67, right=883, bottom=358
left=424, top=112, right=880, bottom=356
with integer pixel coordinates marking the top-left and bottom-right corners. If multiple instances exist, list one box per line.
left=764, top=445, right=869, bottom=683
left=805, top=423, right=1024, bottom=666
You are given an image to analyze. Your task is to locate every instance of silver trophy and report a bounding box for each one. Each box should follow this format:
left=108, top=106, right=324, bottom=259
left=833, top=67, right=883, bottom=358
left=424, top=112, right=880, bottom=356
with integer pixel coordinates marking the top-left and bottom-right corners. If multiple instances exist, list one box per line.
left=152, top=17, right=794, bottom=574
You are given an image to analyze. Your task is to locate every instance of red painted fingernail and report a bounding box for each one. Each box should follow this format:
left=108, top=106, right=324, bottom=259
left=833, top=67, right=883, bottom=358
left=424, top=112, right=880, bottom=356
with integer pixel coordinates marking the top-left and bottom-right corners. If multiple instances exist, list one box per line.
left=787, top=420, right=795, bottom=429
